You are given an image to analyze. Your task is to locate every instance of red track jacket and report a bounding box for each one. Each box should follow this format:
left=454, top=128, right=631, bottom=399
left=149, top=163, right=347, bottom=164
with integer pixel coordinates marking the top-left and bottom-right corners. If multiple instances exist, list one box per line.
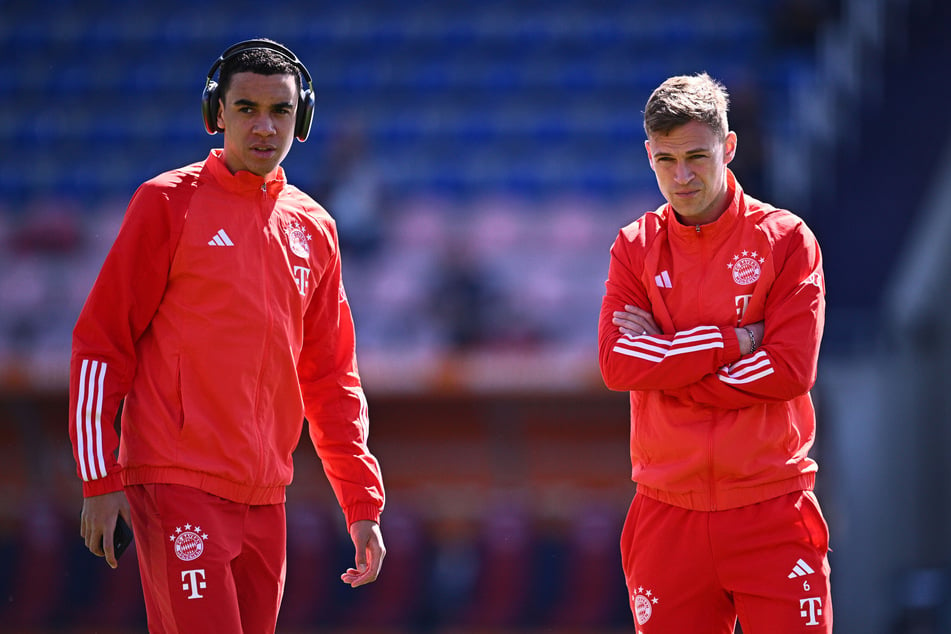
left=599, top=171, right=825, bottom=511
left=69, top=150, right=384, bottom=526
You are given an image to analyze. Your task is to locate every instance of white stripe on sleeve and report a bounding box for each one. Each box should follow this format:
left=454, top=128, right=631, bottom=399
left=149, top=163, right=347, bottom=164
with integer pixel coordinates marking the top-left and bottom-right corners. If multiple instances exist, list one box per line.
left=77, top=359, right=108, bottom=481
left=93, top=361, right=108, bottom=477
left=612, top=325, right=724, bottom=363
left=717, top=351, right=775, bottom=384
left=76, top=360, right=89, bottom=481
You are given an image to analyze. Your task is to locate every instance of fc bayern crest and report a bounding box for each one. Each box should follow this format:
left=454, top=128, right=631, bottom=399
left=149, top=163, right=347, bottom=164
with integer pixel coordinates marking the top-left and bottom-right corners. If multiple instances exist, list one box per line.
left=169, top=523, right=209, bottom=562
left=632, top=587, right=659, bottom=625
left=285, top=221, right=312, bottom=259
left=728, top=250, right=764, bottom=285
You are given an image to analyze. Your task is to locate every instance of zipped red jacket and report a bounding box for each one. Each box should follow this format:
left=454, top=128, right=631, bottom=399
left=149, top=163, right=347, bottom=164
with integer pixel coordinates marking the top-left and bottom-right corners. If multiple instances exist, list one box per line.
left=599, top=171, right=825, bottom=511
left=69, top=149, right=384, bottom=526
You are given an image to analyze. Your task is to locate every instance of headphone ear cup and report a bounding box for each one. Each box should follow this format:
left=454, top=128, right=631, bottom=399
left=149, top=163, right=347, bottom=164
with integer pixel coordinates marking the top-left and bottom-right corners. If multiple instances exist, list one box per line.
left=202, top=80, right=222, bottom=135
left=295, top=88, right=315, bottom=142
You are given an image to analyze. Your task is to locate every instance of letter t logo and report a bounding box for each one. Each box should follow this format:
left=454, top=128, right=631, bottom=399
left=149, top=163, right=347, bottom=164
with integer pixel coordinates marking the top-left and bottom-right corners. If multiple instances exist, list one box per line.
left=181, top=569, right=207, bottom=599
left=735, top=294, right=753, bottom=323
left=800, top=597, right=823, bottom=626
left=293, top=266, right=309, bottom=296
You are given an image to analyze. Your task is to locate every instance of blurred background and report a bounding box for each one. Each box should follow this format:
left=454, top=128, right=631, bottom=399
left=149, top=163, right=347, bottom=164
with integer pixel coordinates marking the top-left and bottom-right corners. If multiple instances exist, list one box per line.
left=1, top=0, right=950, bottom=632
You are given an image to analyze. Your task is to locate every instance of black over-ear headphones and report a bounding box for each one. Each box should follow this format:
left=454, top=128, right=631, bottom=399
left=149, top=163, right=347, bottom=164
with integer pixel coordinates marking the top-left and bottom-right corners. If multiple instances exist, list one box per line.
left=201, top=39, right=315, bottom=142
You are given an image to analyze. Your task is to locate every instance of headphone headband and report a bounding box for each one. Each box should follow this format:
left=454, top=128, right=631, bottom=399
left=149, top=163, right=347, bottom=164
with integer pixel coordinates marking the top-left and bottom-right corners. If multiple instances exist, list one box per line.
left=201, top=39, right=315, bottom=142
left=206, top=39, right=313, bottom=86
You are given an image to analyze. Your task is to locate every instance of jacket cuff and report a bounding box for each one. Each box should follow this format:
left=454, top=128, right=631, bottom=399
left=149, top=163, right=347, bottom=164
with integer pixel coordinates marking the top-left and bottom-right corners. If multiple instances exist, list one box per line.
left=344, top=502, right=383, bottom=527
left=82, top=471, right=125, bottom=498
left=721, top=326, right=743, bottom=362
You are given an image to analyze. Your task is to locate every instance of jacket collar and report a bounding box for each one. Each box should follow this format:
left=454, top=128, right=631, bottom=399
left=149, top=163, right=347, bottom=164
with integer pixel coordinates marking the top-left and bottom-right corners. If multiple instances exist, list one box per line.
left=202, top=149, right=287, bottom=198
left=666, top=169, right=745, bottom=242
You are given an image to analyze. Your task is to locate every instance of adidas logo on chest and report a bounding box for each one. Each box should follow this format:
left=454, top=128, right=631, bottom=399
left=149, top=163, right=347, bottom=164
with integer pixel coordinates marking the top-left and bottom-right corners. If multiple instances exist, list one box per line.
left=208, top=229, right=234, bottom=246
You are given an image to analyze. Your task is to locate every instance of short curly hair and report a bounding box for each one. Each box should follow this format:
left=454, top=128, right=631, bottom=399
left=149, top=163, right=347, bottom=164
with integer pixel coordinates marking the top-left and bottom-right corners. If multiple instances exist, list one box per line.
left=643, top=72, right=730, bottom=141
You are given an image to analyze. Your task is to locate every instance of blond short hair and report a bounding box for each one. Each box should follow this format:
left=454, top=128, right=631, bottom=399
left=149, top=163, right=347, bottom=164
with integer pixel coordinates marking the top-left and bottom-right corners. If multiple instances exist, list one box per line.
left=643, top=72, right=730, bottom=140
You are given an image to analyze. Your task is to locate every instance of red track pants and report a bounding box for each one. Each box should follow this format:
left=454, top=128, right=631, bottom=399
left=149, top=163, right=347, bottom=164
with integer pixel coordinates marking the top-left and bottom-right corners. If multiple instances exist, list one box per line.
left=126, top=484, right=286, bottom=634
left=621, top=490, right=832, bottom=633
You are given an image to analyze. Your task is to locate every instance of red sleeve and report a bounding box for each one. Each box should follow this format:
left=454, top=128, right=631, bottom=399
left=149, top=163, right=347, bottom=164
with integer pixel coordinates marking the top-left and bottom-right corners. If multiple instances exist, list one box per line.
left=598, top=227, right=743, bottom=392
left=666, top=221, right=825, bottom=408
left=298, top=219, right=384, bottom=527
left=68, top=181, right=183, bottom=497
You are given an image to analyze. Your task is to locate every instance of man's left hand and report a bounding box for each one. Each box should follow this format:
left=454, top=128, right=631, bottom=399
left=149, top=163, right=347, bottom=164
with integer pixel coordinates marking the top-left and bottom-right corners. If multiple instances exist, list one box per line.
left=341, top=519, right=385, bottom=588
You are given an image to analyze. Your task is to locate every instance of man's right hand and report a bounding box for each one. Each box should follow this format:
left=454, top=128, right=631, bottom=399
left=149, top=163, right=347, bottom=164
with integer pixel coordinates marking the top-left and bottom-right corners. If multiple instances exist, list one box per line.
left=81, top=491, right=131, bottom=569
left=612, top=304, right=662, bottom=336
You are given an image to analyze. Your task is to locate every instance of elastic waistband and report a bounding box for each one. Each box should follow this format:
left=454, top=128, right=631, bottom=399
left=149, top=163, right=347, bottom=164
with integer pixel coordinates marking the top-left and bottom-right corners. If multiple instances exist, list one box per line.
left=635, top=472, right=816, bottom=512
left=122, top=466, right=286, bottom=506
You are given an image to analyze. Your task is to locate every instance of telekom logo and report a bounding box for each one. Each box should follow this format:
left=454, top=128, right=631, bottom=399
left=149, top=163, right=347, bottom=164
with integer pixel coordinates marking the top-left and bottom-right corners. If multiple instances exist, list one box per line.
left=734, top=294, right=753, bottom=323
left=293, top=266, right=310, bottom=296
left=182, top=569, right=207, bottom=599
left=800, top=597, right=823, bottom=626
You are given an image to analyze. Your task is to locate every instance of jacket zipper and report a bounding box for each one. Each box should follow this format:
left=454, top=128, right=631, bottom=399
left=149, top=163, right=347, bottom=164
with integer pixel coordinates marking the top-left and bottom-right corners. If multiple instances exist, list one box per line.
left=252, top=183, right=272, bottom=480
left=695, top=223, right=718, bottom=510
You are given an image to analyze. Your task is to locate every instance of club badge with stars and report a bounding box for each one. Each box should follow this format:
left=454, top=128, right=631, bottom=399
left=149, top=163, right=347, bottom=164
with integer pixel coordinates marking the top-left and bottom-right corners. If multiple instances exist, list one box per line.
left=728, top=250, right=764, bottom=285
left=285, top=221, right=312, bottom=259
left=170, top=523, right=209, bottom=562
left=632, top=586, right=660, bottom=626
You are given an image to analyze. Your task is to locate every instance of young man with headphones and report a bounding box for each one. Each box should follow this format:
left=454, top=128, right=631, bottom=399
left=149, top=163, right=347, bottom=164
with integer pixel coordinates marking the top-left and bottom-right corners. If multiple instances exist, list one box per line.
left=68, top=39, right=385, bottom=632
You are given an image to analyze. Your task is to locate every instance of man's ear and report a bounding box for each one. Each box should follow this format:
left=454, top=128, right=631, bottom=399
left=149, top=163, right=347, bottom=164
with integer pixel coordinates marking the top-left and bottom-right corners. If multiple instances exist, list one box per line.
left=216, top=98, right=226, bottom=132
left=723, top=131, right=737, bottom=164
left=644, top=139, right=655, bottom=170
